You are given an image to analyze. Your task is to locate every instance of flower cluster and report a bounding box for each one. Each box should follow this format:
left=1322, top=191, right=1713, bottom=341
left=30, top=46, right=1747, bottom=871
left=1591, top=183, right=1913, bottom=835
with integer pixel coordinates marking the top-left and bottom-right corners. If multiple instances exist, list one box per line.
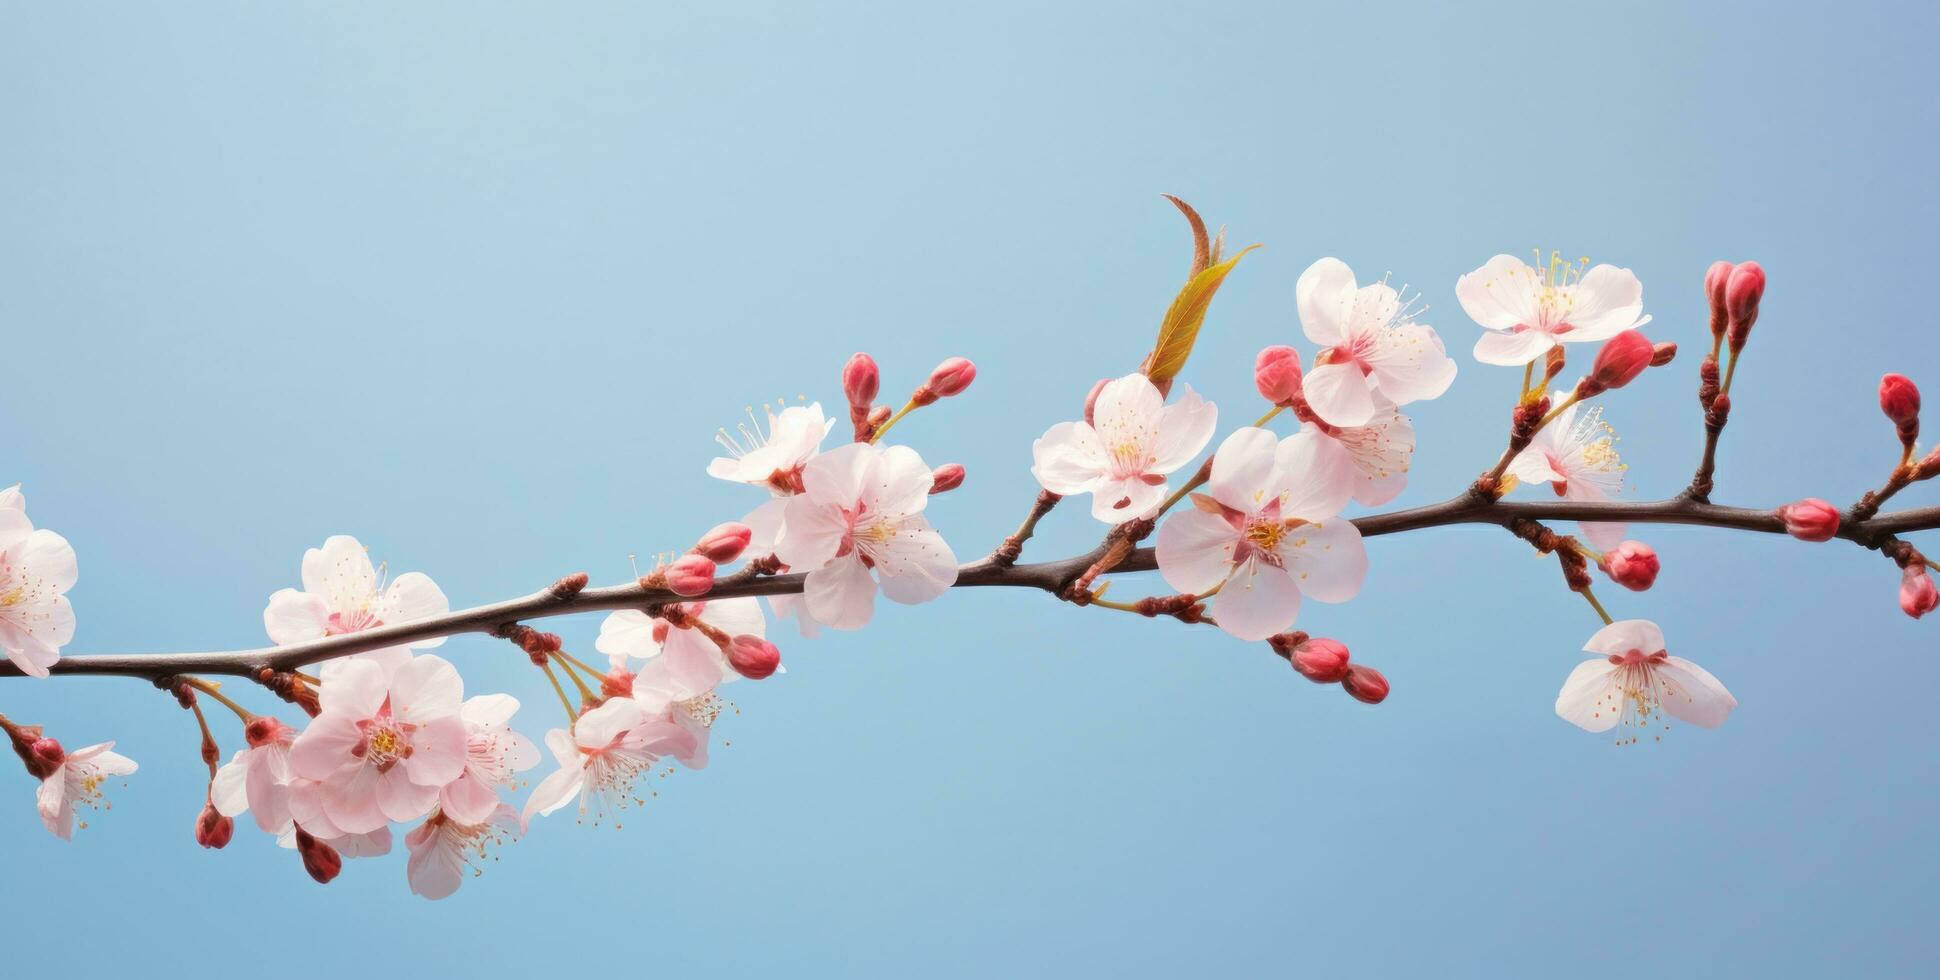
left=11, top=200, right=1940, bottom=896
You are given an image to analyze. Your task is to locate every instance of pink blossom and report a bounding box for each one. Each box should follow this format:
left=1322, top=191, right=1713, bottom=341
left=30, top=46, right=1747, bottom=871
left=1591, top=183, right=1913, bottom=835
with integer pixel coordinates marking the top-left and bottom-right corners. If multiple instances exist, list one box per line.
left=1031, top=372, right=1218, bottom=522
left=1296, top=258, right=1457, bottom=427
left=0, top=486, right=78, bottom=678
left=405, top=804, right=520, bottom=901
left=287, top=655, right=469, bottom=834
left=35, top=739, right=137, bottom=839
left=775, top=442, right=958, bottom=630
left=1154, top=427, right=1364, bottom=641
left=1555, top=619, right=1736, bottom=741
left=211, top=716, right=298, bottom=833
left=1303, top=395, right=1416, bottom=507
left=1459, top=252, right=1651, bottom=367
left=1506, top=392, right=1628, bottom=551
left=522, top=697, right=698, bottom=826
left=707, top=402, right=835, bottom=492
left=597, top=596, right=767, bottom=690
left=262, top=535, right=450, bottom=680
left=437, top=694, right=539, bottom=825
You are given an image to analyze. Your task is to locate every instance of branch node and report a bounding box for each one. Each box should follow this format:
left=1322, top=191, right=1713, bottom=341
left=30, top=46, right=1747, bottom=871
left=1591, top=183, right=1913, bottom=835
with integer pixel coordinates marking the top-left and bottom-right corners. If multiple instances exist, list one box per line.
left=550, top=572, right=590, bottom=598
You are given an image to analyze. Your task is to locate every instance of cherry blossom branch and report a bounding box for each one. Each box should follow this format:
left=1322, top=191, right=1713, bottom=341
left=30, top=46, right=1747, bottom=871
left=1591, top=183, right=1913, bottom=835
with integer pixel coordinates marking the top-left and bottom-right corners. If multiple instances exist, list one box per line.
left=13, top=495, right=1936, bottom=683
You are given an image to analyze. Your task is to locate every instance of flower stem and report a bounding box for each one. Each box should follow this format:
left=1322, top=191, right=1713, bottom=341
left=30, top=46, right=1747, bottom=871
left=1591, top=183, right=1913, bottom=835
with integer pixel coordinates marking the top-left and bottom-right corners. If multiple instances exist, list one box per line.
left=552, top=653, right=599, bottom=706
left=1253, top=405, right=1284, bottom=427
left=181, top=676, right=254, bottom=722
left=868, top=400, right=920, bottom=444
left=1578, top=586, right=1615, bottom=626
left=539, top=659, right=578, bottom=724
left=1536, top=391, right=1581, bottom=430
left=1520, top=361, right=1533, bottom=399
left=554, top=649, right=606, bottom=681
left=187, top=698, right=220, bottom=779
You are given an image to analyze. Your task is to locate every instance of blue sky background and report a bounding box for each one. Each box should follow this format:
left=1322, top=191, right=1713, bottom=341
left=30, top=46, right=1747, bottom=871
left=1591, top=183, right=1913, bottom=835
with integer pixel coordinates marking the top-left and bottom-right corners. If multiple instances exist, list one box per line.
left=3, top=2, right=1937, bottom=976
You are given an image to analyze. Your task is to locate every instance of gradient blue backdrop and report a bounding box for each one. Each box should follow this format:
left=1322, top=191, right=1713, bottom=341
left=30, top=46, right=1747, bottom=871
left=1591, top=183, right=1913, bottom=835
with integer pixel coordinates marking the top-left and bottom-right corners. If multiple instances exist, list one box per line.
left=3, top=2, right=1935, bottom=976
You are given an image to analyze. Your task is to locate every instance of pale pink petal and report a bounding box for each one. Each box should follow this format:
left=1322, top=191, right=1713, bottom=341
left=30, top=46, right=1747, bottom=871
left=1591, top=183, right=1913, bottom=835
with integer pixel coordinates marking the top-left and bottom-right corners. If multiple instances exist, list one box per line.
left=1031, top=421, right=1106, bottom=495
left=1272, top=429, right=1355, bottom=521
left=575, top=697, right=649, bottom=749
left=804, top=553, right=877, bottom=630
left=321, top=763, right=390, bottom=834
left=1148, top=384, right=1219, bottom=473
left=1296, top=257, right=1357, bottom=347
left=742, top=497, right=791, bottom=558
left=522, top=768, right=583, bottom=823
left=1089, top=373, right=1165, bottom=450
left=876, top=524, right=959, bottom=605
left=264, top=588, right=329, bottom=646
left=871, top=444, right=937, bottom=520
left=211, top=757, right=251, bottom=816
left=700, top=597, right=766, bottom=640
left=439, top=770, right=503, bottom=825
left=1207, top=427, right=1281, bottom=513
left=1278, top=517, right=1367, bottom=604
left=1155, top=509, right=1239, bottom=595
left=37, top=773, right=72, bottom=839
left=16, top=529, right=77, bottom=593
left=391, top=654, right=464, bottom=723
left=402, top=715, right=468, bottom=787
left=314, top=656, right=387, bottom=719
left=1455, top=254, right=1536, bottom=330
left=374, top=765, right=440, bottom=823
left=1580, top=521, right=1629, bottom=553
left=1364, top=323, right=1457, bottom=405
left=1559, top=264, right=1645, bottom=341
left=287, top=712, right=367, bottom=781
left=595, top=609, right=661, bottom=664
left=407, top=826, right=465, bottom=900
left=301, top=535, right=376, bottom=605
left=1583, top=619, right=1666, bottom=658
left=1301, top=362, right=1376, bottom=428
left=1473, top=328, right=1557, bottom=366
left=800, top=442, right=876, bottom=509
left=1555, top=660, right=1623, bottom=733
left=1656, top=657, right=1737, bottom=729
left=1087, top=475, right=1166, bottom=522
left=774, top=496, right=847, bottom=571
left=460, top=693, right=520, bottom=728
left=375, top=572, right=450, bottom=648
left=1211, top=561, right=1302, bottom=641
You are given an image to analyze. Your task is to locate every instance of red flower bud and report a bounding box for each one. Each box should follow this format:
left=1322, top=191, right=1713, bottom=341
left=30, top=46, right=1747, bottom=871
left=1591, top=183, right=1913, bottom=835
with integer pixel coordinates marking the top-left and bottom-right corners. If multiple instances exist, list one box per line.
left=196, top=803, right=234, bottom=849
left=929, top=463, right=965, bottom=494
left=1083, top=378, right=1109, bottom=426
left=691, top=522, right=752, bottom=564
left=1725, top=261, right=1765, bottom=351
left=663, top=555, right=717, bottom=597
left=726, top=635, right=781, bottom=680
left=1650, top=341, right=1677, bottom=367
left=1341, top=664, right=1389, bottom=704
left=1900, top=566, right=1938, bottom=620
left=912, top=357, right=976, bottom=406
left=28, top=737, right=65, bottom=778
left=1880, top=373, right=1921, bottom=439
left=842, top=352, right=880, bottom=409
left=1587, top=330, right=1654, bottom=393
left=1253, top=345, right=1304, bottom=407
left=294, top=827, right=342, bottom=884
left=1289, top=637, right=1351, bottom=684
left=1777, top=498, right=1840, bottom=542
left=1703, top=260, right=1733, bottom=338
left=1599, top=541, right=1659, bottom=592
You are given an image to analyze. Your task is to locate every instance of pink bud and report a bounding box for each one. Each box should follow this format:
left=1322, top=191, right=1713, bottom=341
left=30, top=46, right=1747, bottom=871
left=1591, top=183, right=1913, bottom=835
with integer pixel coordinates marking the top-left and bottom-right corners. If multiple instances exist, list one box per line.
left=1703, top=260, right=1733, bottom=337
left=1587, top=330, right=1654, bottom=393
left=691, top=522, right=752, bottom=564
left=1599, top=541, right=1659, bottom=592
left=29, top=737, right=64, bottom=777
left=1650, top=341, right=1677, bottom=367
left=1900, top=565, right=1938, bottom=619
left=1253, top=345, right=1304, bottom=407
left=294, top=827, right=342, bottom=884
left=912, top=357, right=976, bottom=406
left=195, top=804, right=234, bottom=849
left=664, top=555, right=717, bottom=597
left=726, top=635, right=781, bottom=680
left=1341, top=665, right=1389, bottom=704
left=1082, top=378, right=1109, bottom=426
left=929, top=463, right=965, bottom=494
left=1880, top=373, right=1921, bottom=433
left=842, top=352, right=880, bottom=409
left=1725, top=261, right=1765, bottom=351
left=1777, top=498, right=1840, bottom=542
left=1289, top=637, right=1351, bottom=684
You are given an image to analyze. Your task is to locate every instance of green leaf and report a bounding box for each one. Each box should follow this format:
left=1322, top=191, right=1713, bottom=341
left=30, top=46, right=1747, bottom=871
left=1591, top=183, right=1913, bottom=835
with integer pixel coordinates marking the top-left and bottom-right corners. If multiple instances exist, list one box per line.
left=1141, top=243, right=1260, bottom=387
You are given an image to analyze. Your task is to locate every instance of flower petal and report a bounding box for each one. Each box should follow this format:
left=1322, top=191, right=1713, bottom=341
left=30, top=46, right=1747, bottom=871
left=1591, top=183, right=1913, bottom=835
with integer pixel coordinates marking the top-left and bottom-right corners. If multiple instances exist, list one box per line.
left=1155, top=509, right=1238, bottom=594
left=1655, top=657, right=1737, bottom=729
left=1554, top=660, right=1622, bottom=733
left=1301, top=362, right=1376, bottom=428
left=1279, top=517, right=1367, bottom=604
left=1211, top=561, right=1302, bottom=641
left=1296, top=257, right=1357, bottom=347
left=804, top=553, right=877, bottom=630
